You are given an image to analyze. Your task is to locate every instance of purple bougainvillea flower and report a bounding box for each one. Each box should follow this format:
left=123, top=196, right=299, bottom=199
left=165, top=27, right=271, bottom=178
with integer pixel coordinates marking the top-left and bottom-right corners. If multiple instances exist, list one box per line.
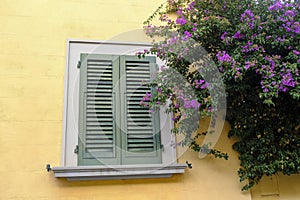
left=221, top=32, right=227, bottom=40
left=184, top=30, right=192, bottom=38
left=217, top=51, right=232, bottom=62
left=241, top=9, right=254, bottom=21
left=142, top=92, right=151, bottom=101
left=201, top=83, right=209, bottom=89
left=292, top=50, right=300, bottom=55
left=268, top=2, right=283, bottom=11
left=182, top=31, right=193, bottom=41
left=176, top=16, right=187, bottom=25
left=285, top=10, right=295, bottom=17
left=194, top=79, right=205, bottom=88
left=233, top=31, right=244, bottom=39
left=186, top=1, right=195, bottom=11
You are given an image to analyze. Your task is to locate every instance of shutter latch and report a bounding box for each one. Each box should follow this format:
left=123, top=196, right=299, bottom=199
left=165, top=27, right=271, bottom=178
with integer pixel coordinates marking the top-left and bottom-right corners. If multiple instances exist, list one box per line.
left=74, top=145, right=79, bottom=154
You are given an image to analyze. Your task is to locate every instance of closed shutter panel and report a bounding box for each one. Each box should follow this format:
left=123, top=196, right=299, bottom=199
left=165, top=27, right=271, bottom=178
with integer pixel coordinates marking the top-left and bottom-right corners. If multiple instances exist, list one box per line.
left=120, top=55, right=162, bottom=164
left=78, top=54, right=121, bottom=165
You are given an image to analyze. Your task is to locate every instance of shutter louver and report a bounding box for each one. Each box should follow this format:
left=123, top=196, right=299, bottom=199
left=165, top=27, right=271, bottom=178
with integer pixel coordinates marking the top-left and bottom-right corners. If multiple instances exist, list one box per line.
left=78, top=54, right=120, bottom=165
left=126, top=59, right=155, bottom=152
left=85, top=59, right=114, bottom=156
left=121, top=56, right=162, bottom=164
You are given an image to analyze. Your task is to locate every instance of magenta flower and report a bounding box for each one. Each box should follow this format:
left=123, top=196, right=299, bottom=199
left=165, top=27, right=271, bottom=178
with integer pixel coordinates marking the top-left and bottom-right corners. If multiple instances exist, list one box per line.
left=263, top=88, right=269, bottom=93
left=182, top=31, right=192, bottom=41
left=216, top=51, right=232, bottom=62
left=244, top=61, right=255, bottom=70
left=142, top=92, right=151, bottom=101
left=176, top=16, right=187, bottom=25
left=268, top=2, right=283, bottom=11
left=221, top=32, right=227, bottom=40
left=183, top=99, right=200, bottom=110
left=194, top=79, right=206, bottom=89
left=282, top=73, right=296, bottom=87
left=292, top=50, right=300, bottom=55
left=186, top=1, right=195, bottom=11
left=201, top=83, right=209, bottom=89
left=241, top=9, right=254, bottom=21
left=285, top=10, right=295, bottom=17
left=192, top=23, right=197, bottom=31
left=233, top=31, right=244, bottom=39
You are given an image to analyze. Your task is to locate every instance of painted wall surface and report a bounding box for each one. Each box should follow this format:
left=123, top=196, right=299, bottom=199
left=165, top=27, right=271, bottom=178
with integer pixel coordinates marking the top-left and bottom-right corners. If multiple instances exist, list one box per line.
left=251, top=173, right=300, bottom=200
left=0, top=0, right=297, bottom=200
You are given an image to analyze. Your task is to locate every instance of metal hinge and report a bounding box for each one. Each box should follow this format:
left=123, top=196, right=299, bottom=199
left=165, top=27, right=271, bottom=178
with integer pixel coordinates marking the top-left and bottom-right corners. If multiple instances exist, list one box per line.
left=160, top=144, right=164, bottom=151
left=77, top=61, right=81, bottom=68
left=74, top=145, right=79, bottom=154
left=46, top=164, right=51, bottom=172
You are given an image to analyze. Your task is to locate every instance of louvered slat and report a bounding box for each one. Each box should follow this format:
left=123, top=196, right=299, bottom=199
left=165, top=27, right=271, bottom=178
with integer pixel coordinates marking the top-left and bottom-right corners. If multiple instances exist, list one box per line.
left=84, top=58, right=115, bottom=158
left=125, top=59, right=156, bottom=153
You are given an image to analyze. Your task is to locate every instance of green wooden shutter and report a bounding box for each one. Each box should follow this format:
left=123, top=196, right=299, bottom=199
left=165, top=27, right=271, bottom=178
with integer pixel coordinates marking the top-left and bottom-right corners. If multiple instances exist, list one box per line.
left=120, top=55, right=162, bottom=165
left=78, top=54, right=162, bottom=166
left=78, top=54, right=121, bottom=165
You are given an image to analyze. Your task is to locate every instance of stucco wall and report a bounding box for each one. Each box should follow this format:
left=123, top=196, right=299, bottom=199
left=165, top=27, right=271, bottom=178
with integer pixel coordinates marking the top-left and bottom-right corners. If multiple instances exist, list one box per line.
left=251, top=173, right=300, bottom=200
left=0, top=0, right=298, bottom=199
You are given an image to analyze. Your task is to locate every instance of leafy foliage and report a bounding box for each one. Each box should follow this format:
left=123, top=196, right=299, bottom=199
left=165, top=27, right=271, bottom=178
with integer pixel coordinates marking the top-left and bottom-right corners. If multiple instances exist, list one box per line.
left=142, top=0, right=300, bottom=190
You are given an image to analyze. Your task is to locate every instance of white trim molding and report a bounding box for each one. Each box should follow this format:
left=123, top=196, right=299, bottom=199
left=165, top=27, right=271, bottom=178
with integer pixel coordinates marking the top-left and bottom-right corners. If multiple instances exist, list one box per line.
left=52, top=164, right=186, bottom=180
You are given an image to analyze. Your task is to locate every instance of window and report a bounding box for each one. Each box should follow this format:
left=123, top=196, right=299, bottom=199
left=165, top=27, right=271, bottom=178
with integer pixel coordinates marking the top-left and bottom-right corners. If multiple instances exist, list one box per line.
left=51, top=40, right=186, bottom=180
left=78, top=54, right=161, bottom=165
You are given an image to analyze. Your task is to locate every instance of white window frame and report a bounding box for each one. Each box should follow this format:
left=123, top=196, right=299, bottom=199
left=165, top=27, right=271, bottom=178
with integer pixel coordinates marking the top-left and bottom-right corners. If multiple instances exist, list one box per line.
left=51, top=39, right=186, bottom=180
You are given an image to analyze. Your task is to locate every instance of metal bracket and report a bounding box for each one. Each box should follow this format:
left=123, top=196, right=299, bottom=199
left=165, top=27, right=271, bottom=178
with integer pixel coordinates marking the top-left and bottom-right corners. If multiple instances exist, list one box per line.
left=74, top=145, right=79, bottom=154
left=186, top=161, right=192, bottom=169
left=46, top=164, right=51, bottom=172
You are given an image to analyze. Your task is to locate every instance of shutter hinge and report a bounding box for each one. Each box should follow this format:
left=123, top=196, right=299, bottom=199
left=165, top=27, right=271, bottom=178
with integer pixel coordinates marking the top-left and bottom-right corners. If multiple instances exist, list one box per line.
left=74, top=145, right=79, bottom=154
left=77, top=61, right=81, bottom=68
left=160, top=144, right=164, bottom=151
left=46, top=164, right=51, bottom=172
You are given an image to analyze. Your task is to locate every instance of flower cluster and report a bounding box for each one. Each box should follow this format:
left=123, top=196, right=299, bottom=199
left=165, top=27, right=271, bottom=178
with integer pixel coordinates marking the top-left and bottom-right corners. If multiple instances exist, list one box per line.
left=139, top=92, right=152, bottom=107
left=143, top=0, right=300, bottom=191
left=216, top=51, right=232, bottom=63
left=219, top=1, right=300, bottom=102
left=240, top=9, right=255, bottom=29
left=233, top=31, right=244, bottom=39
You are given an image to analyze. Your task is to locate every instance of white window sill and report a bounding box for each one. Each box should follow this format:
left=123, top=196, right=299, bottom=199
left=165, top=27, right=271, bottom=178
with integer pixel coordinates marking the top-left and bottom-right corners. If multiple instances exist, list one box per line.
left=51, top=164, right=187, bottom=180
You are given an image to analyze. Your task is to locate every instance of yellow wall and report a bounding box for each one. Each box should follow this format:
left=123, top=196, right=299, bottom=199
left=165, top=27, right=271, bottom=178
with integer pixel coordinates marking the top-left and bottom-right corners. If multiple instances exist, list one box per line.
left=251, top=173, right=300, bottom=200
left=0, top=0, right=298, bottom=199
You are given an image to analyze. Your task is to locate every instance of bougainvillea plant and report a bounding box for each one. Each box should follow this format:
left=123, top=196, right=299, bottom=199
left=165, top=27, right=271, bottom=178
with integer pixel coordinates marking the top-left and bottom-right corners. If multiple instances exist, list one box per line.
left=140, top=0, right=300, bottom=190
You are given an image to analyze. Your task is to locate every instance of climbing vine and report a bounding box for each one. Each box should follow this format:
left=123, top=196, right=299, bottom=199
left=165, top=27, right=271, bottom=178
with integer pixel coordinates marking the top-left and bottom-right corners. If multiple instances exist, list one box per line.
left=141, top=0, right=300, bottom=190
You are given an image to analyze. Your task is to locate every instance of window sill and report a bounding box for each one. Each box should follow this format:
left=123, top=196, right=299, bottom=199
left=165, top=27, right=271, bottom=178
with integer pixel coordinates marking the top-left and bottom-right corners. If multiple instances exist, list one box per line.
left=51, top=164, right=187, bottom=180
